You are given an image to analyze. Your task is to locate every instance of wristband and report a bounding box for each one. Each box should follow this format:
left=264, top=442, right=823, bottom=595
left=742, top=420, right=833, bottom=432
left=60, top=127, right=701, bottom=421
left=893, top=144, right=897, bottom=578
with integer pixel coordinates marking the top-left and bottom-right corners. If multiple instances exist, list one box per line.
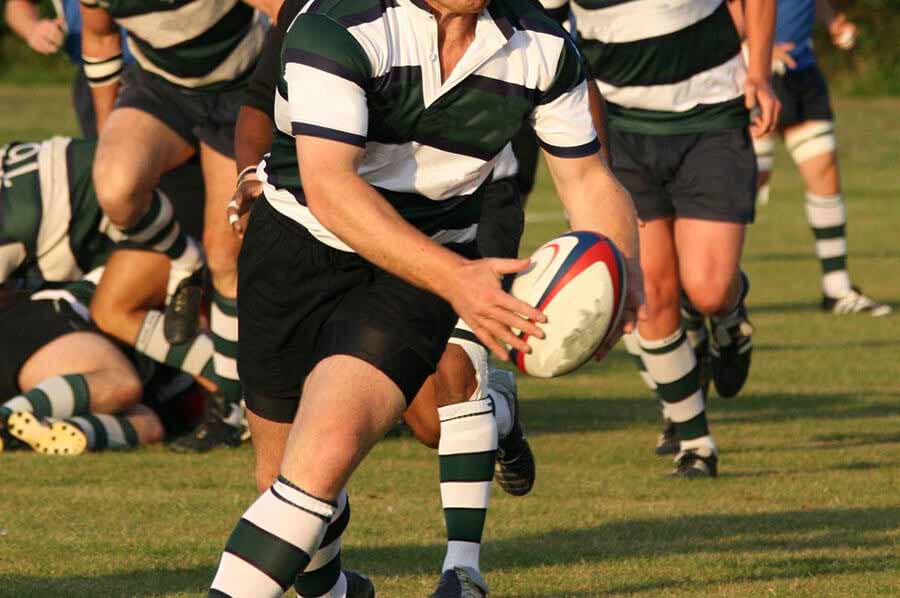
left=237, top=165, right=259, bottom=185
left=83, top=53, right=124, bottom=88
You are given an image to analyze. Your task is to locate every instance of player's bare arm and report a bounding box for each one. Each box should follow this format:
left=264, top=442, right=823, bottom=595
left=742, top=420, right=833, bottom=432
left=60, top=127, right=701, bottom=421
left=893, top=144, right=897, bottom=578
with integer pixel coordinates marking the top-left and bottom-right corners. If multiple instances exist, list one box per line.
left=79, top=3, right=122, bottom=132
left=5, top=0, right=64, bottom=55
left=815, top=0, right=857, bottom=49
left=743, top=0, right=781, bottom=136
left=297, top=135, right=546, bottom=361
left=227, top=106, right=271, bottom=236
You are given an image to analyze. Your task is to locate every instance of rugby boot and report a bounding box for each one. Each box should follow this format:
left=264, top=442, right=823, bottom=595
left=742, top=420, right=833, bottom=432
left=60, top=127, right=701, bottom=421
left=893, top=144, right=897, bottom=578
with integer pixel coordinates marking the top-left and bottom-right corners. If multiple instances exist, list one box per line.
left=655, top=419, right=679, bottom=456
left=822, top=287, right=892, bottom=317
left=669, top=448, right=718, bottom=479
left=710, top=271, right=753, bottom=399
left=345, top=570, right=376, bottom=598
left=169, top=394, right=242, bottom=453
left=491, top=369, right=536, bottom=496
left=164, top=267, right=205, bottom=344
left=7, top=412, right=87, bottom=456
left=429, top=566, right=488, bottom=598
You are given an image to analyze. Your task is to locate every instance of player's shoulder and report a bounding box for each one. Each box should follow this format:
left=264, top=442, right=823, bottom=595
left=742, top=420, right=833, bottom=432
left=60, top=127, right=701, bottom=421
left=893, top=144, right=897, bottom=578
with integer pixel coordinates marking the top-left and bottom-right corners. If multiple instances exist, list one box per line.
left=294, top=0, right=392, bottom=27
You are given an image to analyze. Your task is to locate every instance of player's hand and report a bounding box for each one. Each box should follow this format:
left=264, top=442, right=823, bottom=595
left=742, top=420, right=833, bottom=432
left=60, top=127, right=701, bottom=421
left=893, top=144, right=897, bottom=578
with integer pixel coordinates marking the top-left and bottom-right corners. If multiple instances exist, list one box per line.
left=227, top=175, right=263, bottom=238
left=26, top=18, right=64, bottom=54
left=745, top=75, right=781, bottom=138
left=772, top=42, right=797, bottom=73
left=594, top=256, right=646, bottom=362
left=829, top=13, right=857, bottom=50
left=446, top=258, right=546, bottom=361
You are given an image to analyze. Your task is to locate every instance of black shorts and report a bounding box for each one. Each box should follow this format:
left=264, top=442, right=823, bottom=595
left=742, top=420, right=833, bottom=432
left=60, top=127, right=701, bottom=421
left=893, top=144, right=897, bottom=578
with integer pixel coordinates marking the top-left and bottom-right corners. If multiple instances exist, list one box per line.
left=0, top=299, right=91, bottom=398
left=116, top=65, right=244, bottom=158
left=773, top=64, right=834, bottom=129
left=238, top=200, right=473, bottom=423
left=610, top=127, right=757, bottom=224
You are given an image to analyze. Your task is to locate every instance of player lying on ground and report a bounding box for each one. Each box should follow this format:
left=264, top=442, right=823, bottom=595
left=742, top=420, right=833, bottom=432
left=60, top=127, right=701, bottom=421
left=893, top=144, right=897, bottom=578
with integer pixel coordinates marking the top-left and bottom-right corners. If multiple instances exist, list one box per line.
left=78, top=0, right=278, bottom=444
left=745, top=0, right=890, bottom=316
left=0, top=269, right=164, bottom=454
left=549, top=0, right=780, bottom=473
left=207, top=0, right=642, bottom=597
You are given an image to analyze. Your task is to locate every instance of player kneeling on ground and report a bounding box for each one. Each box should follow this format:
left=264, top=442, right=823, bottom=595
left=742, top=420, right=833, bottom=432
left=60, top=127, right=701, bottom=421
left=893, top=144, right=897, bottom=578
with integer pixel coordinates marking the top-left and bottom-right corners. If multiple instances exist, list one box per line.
left=208, top=0, right=641, bottom=596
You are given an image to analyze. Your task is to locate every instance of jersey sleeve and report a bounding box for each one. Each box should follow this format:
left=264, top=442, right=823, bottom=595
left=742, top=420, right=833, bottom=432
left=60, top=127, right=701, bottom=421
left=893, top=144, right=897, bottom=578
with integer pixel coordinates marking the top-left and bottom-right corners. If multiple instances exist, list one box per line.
left=282, top=14, right=372, bottom=148
left=530, top=36, right=599, bottom=159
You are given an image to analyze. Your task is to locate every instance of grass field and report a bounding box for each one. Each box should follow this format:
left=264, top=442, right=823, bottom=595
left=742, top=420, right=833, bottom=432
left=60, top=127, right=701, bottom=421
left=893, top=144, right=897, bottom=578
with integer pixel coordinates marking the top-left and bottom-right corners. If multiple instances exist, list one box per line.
left=1, top=86, right=899, bottom=598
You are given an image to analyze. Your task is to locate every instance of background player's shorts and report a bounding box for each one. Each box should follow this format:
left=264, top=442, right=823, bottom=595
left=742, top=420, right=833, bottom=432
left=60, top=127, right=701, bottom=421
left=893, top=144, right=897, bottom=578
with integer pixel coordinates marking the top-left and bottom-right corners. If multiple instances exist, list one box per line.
left=773, top=64, right=834, bottom=129
left=116, top=66, right=244, bottom=158
left=611, top=127, right=757, bottom=224
left=0, top=299, right=90, bottom=398
left=238, top=200, right=476, bottom=424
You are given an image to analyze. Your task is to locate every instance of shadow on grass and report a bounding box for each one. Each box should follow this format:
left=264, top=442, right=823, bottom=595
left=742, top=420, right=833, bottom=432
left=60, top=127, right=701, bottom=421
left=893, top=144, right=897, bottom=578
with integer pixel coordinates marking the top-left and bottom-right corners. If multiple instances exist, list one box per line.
left=754, top=338, right=900, bottom=352
left=0, top=565, right=211, bottom=598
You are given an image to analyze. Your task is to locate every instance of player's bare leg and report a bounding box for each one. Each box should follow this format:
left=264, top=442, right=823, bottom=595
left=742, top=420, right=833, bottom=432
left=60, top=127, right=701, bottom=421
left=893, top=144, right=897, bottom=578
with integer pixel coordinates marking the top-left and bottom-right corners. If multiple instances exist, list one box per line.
left=634, top=218, right=717, bottom=477
left=783, top=121, right=890, bottom=316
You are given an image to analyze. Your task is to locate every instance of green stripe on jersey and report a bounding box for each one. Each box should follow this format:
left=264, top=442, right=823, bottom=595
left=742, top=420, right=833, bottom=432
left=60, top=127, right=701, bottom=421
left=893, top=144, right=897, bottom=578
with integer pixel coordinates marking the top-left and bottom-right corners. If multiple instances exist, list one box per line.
left=580, top=1, right=740, bottom=88
left=607, top=98, right=748, bottom=135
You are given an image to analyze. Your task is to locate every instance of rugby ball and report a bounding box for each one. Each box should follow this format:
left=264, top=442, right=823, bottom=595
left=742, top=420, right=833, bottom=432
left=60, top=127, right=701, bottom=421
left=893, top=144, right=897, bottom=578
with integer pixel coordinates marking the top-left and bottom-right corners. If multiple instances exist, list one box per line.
left=509, top=231, right=626, bottom=378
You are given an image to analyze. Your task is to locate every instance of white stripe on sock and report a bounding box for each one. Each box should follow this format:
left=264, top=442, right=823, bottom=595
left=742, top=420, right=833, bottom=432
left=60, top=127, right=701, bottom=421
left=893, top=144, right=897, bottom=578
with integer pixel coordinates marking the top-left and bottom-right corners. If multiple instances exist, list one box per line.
left=680, top=435, right=717, bottom=456
left=665, top=391, right=705, bottom=423
left=442, top=540, right=481, bottom=573
left=127, top=193, right=174, bottom=243
left=212, top=303, right=239, bottom=342
left=96, top=414, right=127, bottom=448
left=805, top=193, right=845, bottom=228
left=815, top=238, right=847, bottom=260
left=37, top=376, right=76, bottom=417
left=242, top=489, right=331, bottom=553
left=211, top=552, right=284, bottom=598
left=136, top=311, right=169, bottom=362
left=3, top=396, right=34, bottom=413
left=151, top=220, right=181, bottom=254
left=640, top=339, right=696, bottom=384
left=214, top=354, right=239, bottom=380
left=439, top=481, right=492, bottom=510
left=183, top=334, right=215, bottom=376
left=438, top=399, right=497, bottom=456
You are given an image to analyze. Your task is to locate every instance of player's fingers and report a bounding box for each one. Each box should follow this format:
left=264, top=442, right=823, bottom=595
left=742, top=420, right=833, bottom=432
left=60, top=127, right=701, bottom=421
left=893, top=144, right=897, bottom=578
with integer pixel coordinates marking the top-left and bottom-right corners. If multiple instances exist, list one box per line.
left=487, top=257, right=533, bottom=276
left=783, top=53, right=797, bottom=69
left=488, top=306, right=544, bottom=340
left=470, top=322, right=509, bottom=361
left=495, top=291, right=546, bottom=324
left=484, top=318, right=531, bottom=355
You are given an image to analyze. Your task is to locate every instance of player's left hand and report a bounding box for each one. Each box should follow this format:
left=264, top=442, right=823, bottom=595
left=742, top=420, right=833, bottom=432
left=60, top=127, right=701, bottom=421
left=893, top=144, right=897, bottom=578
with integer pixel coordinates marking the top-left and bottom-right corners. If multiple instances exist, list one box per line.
left=829, top=13, right=858, bottom=50
left=594, top=256, right=646, bottom=362
left=745, top=75, right=781, bottom=138
left=227, top=169, right=263, bottom=238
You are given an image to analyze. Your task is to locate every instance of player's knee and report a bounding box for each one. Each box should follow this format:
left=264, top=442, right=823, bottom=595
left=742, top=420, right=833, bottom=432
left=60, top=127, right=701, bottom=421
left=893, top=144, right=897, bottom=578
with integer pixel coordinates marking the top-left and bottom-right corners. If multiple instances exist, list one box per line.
left=92, top=161, right=152, bottom=227
left=683, top=276, right=733, bottom=316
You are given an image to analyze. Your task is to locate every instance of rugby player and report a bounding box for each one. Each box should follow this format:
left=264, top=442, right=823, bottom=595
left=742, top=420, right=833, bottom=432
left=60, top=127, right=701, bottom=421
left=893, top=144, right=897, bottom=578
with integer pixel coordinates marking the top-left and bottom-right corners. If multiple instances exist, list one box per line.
left=547, top=0, right=780, bottom=475
left=749, top=0, right=890, bottom=316
left=79, top=0, right=273, bottom=447
left=207, top=0, right=642, bottom=596
left=0, top=269, right=164, bottom=454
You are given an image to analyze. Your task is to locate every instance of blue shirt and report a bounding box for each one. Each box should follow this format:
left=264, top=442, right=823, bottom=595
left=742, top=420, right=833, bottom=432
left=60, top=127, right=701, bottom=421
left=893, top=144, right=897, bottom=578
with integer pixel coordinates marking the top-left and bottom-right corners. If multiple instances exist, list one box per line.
left=775, top=0, right=816, bottom=71
left=60, top=0, right=133, bottom=65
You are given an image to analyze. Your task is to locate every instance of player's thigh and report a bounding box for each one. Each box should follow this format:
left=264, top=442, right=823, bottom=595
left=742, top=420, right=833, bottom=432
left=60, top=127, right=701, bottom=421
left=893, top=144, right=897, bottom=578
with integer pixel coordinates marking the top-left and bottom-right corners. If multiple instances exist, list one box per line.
left=18, top=331, right=137, bottom=394
left=90, top=249, right=169, bottom=342
left=94, top=108, right=194, bottom=204
left=674, top=218, right=745, bottom=313
left=247, top=408, right=293, bottom=491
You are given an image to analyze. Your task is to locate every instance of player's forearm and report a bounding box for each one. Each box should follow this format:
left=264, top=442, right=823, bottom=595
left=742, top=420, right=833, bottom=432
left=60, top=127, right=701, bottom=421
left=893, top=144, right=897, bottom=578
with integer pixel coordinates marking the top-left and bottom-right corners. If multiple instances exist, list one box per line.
left=556, top=159, right=639, bottom=260
left=744, top=0, right=777, bottom=81
left=304, top=169, right=467, bottom=298
left=80, top=6, right=122, bottom=131
left=5, top=0, right=41, bottom=41
left=235, top=106, right=274, bottom=173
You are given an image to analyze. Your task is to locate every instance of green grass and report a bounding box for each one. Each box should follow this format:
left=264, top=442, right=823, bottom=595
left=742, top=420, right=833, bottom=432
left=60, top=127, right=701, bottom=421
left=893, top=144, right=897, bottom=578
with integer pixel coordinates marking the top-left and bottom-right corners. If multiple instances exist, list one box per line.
left=1, top=87, right=899, bottom=598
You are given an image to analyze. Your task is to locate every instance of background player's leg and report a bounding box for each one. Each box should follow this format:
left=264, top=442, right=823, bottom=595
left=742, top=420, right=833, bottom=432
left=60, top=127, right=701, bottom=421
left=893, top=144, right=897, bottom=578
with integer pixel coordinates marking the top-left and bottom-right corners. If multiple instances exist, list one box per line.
left=637, top=218, right=717, bottom=476
left=60, top=404, right=163, bottom=453
left=753, top=132, right=777, bottom=206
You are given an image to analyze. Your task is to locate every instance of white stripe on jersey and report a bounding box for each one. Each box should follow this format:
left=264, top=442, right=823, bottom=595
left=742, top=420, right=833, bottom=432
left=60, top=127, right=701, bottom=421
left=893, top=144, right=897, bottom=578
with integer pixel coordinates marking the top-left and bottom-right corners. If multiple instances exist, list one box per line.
left=116, top=0, right=240, bottom=48
left=595, top=54, right=746, bottom=112
left=572, top=0, right=720, bottom=44
left=36, top=137, right=81, bottom=282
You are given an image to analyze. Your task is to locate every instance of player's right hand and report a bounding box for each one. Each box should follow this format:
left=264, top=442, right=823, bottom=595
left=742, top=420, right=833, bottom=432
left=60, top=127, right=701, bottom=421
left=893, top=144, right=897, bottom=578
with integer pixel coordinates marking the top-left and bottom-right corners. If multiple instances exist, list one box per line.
left=446, top=258, right=547, bottom=361
left=26, top=19, right=64, bottom=55
left=829, top=13, right=858, bottom=50
left=745, top=75, right=781, bottom=138
left=227, top=177, right=263, bottom=238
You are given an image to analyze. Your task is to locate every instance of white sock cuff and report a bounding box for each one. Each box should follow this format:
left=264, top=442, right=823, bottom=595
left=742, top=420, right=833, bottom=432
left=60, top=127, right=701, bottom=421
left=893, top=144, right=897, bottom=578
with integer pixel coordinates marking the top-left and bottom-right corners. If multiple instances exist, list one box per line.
left=438, top=398, right=494, bottom=422
left=635, top=328, right=684, bottom=351
left=438, top=399, right=498, bottom=455
left=447, top=336, right=489, bottom=402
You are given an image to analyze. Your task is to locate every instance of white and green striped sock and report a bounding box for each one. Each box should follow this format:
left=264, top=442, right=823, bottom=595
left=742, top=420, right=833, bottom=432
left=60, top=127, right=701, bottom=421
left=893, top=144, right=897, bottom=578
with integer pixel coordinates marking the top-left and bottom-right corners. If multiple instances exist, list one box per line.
left=1, top=374, right=91, bottom=423
left=211, top=292, right=241, bottom=411
left=293, top=490, right=349, bottom=598
left=135, top=310, right=215, bottom=379
left=805, top=192, right=851, bottom=299
left=64, top=413, right=139, bottom=450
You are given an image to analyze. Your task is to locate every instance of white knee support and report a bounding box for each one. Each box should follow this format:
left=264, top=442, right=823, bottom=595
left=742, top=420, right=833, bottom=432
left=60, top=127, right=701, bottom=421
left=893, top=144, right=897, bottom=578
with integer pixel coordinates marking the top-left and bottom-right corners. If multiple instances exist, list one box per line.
left=785, top=121, right=837, bottom=165
left=448, top=319, right=489, bottom=402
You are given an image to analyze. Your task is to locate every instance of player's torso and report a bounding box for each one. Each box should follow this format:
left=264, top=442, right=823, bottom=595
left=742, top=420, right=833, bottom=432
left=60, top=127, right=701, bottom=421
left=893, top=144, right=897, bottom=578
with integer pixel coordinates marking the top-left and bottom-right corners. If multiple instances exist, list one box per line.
left=571, top=0, right=747, bottom=134
left=90, top=0, right=265, bottom=89
left=0, top=138, right=111, bottom=289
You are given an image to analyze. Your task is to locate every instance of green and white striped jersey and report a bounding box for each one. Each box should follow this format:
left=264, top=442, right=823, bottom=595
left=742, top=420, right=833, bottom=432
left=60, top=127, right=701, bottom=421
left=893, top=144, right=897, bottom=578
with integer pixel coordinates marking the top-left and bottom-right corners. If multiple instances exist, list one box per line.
left=1, top=137, right=115, bottom=290
left=546, top=0, right=749, bottom=134
left=80, top=0, right=267, bottom=90
left=260, top=0, right=599, bottom=251
left=30, top=266, right=105, bottom=322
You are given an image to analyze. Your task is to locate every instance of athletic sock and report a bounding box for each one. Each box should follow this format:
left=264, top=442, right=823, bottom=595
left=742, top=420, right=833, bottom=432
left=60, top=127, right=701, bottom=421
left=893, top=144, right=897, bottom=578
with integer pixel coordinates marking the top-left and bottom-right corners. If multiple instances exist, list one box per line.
left=210, top=476, right=334, bottom=598
left=294, top=490, right=350, bottom=598
left=135, top=310, right=215, bottom=378
left=0, top=374, right=90, bottom=423
left=805, top=192, right=852, bottom=298
left=64, top=414, right=139, bottom=450
left=638, top=329, right=715, bottom=455
left=438, top=399, right=496, bottom=573
left=211, top=291, right=241, bottom=414
left=622, top=332, right=656, bottom=391
left=679, top=294, right=707, bottom=351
